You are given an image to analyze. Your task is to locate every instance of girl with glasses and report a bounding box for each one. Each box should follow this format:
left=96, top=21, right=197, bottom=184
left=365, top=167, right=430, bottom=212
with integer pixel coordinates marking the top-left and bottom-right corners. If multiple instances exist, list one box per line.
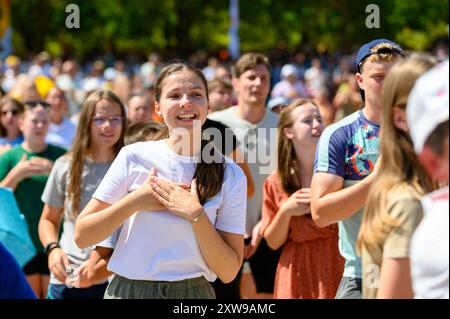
left=38, top=90, right=127, bottom=299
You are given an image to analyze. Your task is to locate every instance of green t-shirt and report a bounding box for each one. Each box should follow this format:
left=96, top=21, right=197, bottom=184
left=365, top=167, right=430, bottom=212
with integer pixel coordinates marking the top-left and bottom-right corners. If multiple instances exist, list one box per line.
left=0, top=145, right=67, bottom=253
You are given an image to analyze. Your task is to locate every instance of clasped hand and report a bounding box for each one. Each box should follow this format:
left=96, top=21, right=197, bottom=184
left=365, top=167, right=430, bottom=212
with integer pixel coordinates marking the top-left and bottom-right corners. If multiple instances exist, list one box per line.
left=149, top=171, right=203, bottom=222
left=15, top=154, right=53, bottom=179
left=280, top=188, right=311, bottom=216
left=132, top=168, right=203, bottom=222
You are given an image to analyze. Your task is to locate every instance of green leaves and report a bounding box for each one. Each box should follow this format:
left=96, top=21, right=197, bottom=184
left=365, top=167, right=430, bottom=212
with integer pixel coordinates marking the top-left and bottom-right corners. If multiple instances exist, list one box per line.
left=10, top=0, right=449, bottom=59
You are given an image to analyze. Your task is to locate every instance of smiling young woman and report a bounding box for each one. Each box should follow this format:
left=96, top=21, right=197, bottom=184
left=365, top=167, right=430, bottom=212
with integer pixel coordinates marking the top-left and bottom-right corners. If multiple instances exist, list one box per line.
left=74, top=63, right=247, bottom=299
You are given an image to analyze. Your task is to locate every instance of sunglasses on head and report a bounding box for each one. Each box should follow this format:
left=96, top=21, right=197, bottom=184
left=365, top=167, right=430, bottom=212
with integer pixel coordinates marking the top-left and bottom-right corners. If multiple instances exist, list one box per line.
left=23, top=101, right=51, bottom=109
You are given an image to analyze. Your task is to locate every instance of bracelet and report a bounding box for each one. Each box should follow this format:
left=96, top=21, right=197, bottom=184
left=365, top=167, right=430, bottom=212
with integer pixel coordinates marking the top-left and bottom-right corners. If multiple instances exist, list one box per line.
left=45, top=242, right=60, bottom=256
left=189, top=210, right=205, bottom=224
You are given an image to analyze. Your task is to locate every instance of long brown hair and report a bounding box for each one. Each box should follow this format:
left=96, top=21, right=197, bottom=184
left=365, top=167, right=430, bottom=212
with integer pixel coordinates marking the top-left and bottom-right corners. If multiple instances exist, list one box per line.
left=155, top=63, right=224, bottom=204
left=277, top=98, right=319, bottom=195
left=67, top=90, right=127, bottom=220
left=357, top=55, right=439, bottom=255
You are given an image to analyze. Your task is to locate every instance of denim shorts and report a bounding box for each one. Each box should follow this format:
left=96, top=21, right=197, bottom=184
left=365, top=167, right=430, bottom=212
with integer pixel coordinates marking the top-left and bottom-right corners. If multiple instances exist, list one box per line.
left=47, top=282, right=108, bottom=299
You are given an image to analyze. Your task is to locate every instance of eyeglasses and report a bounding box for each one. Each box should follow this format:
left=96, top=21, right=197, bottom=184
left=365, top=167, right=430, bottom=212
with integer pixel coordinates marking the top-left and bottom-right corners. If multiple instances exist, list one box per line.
left=91, top=116, right=123, bottom=127
left=23, top=101, right=51, bottom=109
left=1, top=109, right=19, bottom=116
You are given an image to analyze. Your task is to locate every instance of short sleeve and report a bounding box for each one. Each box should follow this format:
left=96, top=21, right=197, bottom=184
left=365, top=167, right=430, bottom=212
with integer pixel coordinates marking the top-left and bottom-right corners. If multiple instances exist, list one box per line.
left=214, top=164, right=247, bottom=235
left=314, top=126, right=346, bottom=177
left=260, top=176, right=281, bottom=235
left=383, top=199, right=423, bottom=259
left=41, top=157, right=68, bottom=208
left=93, top=148, right=129, bottom=204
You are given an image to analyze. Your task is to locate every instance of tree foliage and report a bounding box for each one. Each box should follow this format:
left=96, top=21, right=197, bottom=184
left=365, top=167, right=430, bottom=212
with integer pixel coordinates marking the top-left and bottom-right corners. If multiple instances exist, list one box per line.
left=10, top=0, right=449, bottom=60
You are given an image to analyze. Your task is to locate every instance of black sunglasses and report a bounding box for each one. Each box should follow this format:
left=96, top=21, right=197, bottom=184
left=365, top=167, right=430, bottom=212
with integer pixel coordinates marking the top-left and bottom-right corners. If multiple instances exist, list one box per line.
left=23, top=101, right=51, bottom=109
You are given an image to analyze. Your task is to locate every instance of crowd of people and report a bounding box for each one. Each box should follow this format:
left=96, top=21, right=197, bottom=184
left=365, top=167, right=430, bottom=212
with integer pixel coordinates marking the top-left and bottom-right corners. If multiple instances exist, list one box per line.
left=0, top=38, right=448, bottom=300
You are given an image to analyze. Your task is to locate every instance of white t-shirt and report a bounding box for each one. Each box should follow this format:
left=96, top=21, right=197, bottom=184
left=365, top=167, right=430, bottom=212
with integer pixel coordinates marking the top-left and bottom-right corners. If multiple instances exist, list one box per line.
left=45, top=118, right=77, bottom=150
left=410, top=187, right=449, bottom=299
left=93, top=139, right=247, bottom=282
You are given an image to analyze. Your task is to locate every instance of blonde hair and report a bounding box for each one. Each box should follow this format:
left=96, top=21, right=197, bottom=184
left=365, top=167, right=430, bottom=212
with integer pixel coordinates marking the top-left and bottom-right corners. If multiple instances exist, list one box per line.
left=360, top=43, right=403, bottom=73
left=277, top=98, right=319, bottom=195
left=357, top=55, right=439, bottom=256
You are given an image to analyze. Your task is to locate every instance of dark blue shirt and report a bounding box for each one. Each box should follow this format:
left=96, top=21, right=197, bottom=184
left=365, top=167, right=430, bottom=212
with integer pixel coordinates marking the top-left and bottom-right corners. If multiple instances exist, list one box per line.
left=0, top=242, right=36, bottom=299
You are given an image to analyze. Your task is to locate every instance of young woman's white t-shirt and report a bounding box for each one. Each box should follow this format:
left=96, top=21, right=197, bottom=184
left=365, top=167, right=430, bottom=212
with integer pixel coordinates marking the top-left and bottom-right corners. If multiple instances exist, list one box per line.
left=93, top=139, right=247, bottom=282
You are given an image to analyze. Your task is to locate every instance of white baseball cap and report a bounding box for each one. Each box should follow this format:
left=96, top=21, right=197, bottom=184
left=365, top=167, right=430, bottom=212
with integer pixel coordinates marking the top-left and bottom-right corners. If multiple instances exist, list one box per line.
left=281, top=64, right=298, bottom=79
left=407, top=59, right=449, bottom=154
left=267, top=96, right=291, bottom=110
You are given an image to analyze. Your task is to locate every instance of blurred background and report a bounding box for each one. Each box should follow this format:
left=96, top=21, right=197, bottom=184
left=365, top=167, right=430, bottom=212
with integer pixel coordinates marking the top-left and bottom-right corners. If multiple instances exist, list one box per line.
left=0, top=0, right=448, bottom=126
left=3, top=0, right=449, bottom=62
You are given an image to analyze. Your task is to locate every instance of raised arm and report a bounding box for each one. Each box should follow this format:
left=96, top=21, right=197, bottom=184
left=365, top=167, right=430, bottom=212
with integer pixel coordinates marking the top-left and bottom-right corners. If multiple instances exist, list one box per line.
left=263, top=188, right=311, bottom=250
left=0, top=155, right=53, bottom=190
left=311, top=172, right=375, bottom=227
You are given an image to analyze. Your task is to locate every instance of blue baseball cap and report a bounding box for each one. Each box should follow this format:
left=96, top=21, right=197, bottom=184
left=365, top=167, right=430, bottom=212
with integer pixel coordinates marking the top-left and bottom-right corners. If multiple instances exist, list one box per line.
left=355, top=39, right=404, bottom=72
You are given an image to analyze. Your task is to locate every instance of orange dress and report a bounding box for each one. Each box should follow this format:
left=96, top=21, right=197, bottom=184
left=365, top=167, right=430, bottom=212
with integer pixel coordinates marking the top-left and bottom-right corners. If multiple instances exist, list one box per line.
left=261, top=173, right=344, bottom=299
